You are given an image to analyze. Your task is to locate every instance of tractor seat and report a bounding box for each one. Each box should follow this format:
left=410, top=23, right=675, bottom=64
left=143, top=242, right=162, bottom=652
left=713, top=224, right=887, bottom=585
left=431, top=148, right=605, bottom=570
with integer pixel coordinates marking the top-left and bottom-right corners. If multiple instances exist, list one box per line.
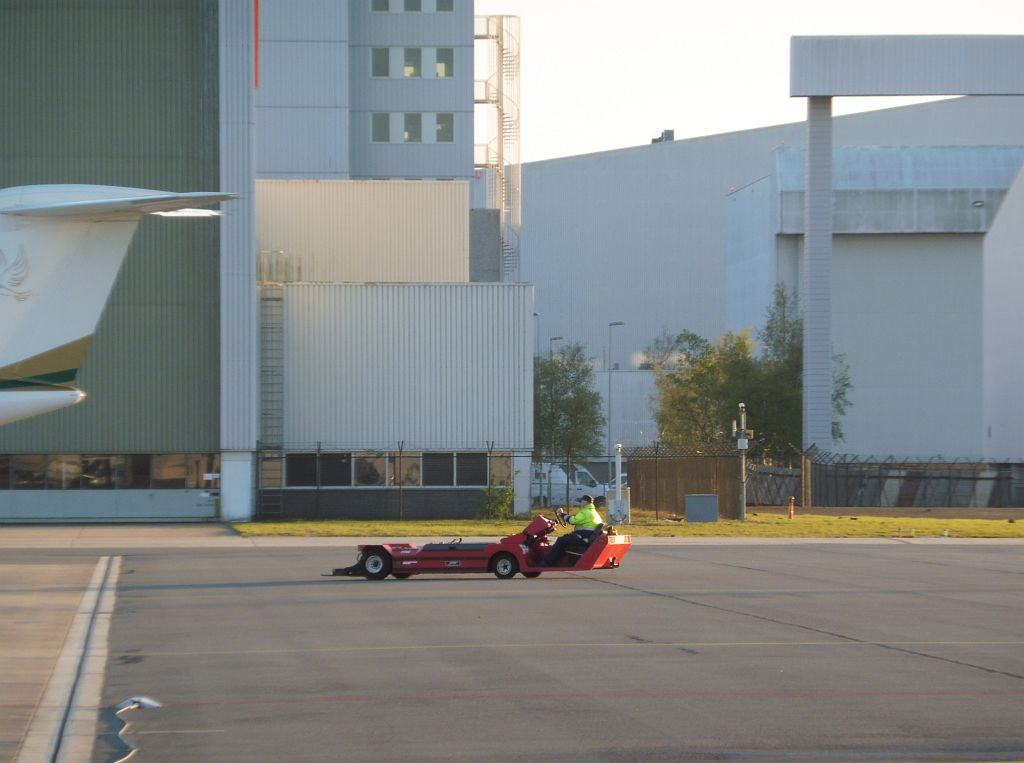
left=564, top=524, right=605, bottom=557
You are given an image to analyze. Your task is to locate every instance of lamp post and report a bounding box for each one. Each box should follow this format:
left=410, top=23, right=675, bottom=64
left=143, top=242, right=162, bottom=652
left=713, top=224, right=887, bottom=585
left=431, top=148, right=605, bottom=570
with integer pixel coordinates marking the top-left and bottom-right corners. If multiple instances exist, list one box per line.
left=606, top=321, right=624, bottom=491
left=533, top=313, right=539, bottom=357
left=548, top=335, right=563, bottom=359
left=545, top=336, right=563, bottom=506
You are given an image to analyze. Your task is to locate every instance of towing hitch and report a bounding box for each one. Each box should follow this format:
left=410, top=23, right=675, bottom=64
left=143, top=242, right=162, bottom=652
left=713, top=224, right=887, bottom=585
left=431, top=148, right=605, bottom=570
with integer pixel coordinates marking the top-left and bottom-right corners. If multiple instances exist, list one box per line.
left=323, top=556, right=366, bottom=577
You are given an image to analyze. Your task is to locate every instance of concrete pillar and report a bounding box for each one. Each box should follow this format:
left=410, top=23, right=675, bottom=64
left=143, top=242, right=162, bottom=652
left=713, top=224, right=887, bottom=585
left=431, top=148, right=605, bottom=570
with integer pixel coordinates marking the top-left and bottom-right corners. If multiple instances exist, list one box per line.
left=803, top=96, right=834, bottom=451
left=220, top=451, right=255, bottom=521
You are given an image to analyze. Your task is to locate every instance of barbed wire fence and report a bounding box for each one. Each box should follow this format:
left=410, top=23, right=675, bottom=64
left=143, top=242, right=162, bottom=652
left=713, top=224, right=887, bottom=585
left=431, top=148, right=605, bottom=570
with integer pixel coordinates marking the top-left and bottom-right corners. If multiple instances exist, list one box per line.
left=619, top=444, right=1023, bottom=514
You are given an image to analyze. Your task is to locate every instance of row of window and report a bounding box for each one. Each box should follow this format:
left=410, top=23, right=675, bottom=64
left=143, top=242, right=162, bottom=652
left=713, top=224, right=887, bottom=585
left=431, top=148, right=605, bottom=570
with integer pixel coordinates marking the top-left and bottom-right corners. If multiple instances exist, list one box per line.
left=0, top=451, right=510, bottom=491
left=373, top=112, right=454, bottom=143
left=372, top=0, right=454, bottom=12
left=0, top=454, right=220, bottom=490
left=274, top=451, right=511, bottom=488
left=372, top=47, right=454, bottom=79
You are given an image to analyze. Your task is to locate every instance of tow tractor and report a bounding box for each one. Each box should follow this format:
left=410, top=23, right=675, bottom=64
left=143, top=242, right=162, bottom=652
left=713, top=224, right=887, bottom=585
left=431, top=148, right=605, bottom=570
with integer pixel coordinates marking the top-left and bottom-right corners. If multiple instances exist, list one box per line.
left=327, top=511, right=631, bottom=580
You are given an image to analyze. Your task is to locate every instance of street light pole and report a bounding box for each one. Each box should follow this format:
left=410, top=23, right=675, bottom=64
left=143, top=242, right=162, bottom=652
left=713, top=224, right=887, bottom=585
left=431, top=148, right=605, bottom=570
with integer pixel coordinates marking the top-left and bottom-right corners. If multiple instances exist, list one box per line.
left=545, top=336, right=563, bottom=507
left=606, top=321, right=624, bottom=494
left=533, top=313, right=539, bottom=357
left=548, top=335, right=563, bottom=360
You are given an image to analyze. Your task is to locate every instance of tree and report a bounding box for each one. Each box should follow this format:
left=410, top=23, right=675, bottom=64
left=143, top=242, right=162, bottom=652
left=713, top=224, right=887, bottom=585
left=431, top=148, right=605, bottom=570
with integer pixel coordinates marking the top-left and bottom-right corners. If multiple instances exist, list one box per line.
left=757, top=284, right=853, bottom=450
left=533, top=343, right=605, bottom=505
left=653, top=284, right=853, bottom=463
left=653, top=330, right=760, bottom=448
left=641, top=328, right=690, bottom=371
left=754, top=285, right=803, bottom=456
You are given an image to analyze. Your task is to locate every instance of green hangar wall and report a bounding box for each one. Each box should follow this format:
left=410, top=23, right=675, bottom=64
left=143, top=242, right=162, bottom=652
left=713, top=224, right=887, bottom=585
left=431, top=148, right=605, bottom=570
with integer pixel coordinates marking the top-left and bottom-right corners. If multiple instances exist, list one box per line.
left=0, top=0, right=221, bottom=455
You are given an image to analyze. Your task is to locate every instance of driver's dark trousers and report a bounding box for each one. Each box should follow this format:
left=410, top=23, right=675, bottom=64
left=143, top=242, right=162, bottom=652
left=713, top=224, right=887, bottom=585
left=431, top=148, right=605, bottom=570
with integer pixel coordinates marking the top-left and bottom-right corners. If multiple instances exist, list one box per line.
left=540, top=529, right=595, bottom=566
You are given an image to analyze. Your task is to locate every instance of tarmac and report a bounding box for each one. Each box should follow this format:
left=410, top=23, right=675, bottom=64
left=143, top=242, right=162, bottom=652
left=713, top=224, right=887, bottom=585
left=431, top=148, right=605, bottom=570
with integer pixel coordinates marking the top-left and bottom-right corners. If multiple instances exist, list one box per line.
left=2, top=523, right=1022, bottom=763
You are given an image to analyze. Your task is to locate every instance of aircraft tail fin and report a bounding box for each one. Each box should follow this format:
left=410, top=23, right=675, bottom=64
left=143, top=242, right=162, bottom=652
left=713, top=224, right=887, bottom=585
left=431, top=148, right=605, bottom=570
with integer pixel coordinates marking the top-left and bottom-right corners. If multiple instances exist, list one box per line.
left=0, top=184, right=234, bottom=420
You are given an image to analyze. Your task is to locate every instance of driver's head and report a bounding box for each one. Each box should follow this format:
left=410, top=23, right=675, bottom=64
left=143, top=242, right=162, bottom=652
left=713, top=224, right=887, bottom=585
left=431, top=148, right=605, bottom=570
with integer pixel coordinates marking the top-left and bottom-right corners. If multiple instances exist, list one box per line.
left=579, top=495, right=593, bottom=505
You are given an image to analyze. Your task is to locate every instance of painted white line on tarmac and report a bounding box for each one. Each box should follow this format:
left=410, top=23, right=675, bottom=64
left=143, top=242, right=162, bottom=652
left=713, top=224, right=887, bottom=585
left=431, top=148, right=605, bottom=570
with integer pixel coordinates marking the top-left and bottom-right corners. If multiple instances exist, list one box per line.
left=14, top=555, right=121, bottom=763
left=56, top=555, right=121, bottom=762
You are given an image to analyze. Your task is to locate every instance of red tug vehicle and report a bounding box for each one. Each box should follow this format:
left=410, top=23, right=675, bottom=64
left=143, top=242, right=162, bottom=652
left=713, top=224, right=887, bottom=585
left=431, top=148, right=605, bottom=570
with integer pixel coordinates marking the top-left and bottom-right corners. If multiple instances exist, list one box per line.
left=328, top=511, right=632, bottom=580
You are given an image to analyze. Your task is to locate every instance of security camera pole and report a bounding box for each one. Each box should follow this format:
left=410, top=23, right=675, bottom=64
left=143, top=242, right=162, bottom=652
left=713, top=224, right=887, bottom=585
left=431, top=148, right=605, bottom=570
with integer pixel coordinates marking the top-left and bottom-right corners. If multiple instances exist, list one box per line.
left=733, top=403, right=750, bottom=521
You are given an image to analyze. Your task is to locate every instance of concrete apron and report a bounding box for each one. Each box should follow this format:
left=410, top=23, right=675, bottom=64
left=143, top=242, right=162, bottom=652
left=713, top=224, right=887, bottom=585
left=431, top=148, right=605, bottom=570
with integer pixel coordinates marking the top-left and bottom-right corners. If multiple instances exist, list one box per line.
left=14, top=556, right=120, bottom=763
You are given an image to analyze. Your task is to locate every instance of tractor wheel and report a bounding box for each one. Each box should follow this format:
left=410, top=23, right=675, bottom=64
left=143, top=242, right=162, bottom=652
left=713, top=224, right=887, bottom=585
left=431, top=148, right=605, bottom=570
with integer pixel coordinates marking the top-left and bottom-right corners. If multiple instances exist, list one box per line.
left=362, top=549, right=392, bottom=580
left=492, top=552, right=519, bottom=580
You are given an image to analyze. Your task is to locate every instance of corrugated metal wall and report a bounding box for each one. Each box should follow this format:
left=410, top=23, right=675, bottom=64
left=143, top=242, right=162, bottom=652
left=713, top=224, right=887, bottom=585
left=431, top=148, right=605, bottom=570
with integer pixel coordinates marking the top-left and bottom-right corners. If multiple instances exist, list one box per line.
left=524, top=96, right=1024, bottom=459
left=525, top=97, right=1024, bottom=380
left=282, top=283, right=533, bottom=450
left=0, top=0, right=221, bottom=453
left=791, top=36, right=1024, bottom=97
left=256, top=0, right=350, bottom=178
left=257, top=180, right=469, bottom=282
left=255, top=0, right=474, bottom=180
left=983, top=168, right=1024, bottom=460
left=348, top=0, right=474, bottom=179
left=832, top=234, right=984, bottom=459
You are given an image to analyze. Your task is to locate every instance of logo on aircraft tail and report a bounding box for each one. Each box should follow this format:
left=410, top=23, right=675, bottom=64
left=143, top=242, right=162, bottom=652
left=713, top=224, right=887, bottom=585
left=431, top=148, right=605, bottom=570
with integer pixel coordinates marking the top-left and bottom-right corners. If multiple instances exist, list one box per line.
left=0, top=244, right=31, bottom=302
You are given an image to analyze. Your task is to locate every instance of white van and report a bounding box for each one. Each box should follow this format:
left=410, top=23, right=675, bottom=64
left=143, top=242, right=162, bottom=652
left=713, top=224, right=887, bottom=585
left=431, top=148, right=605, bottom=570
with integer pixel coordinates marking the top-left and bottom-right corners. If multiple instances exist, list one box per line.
left=530, top=463, right=607, bottom=507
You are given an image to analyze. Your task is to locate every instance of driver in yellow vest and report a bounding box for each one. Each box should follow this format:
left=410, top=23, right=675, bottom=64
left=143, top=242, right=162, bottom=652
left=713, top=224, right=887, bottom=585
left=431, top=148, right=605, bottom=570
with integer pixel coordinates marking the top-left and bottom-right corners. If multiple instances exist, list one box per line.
left=539, top=495, right=603, bottom=566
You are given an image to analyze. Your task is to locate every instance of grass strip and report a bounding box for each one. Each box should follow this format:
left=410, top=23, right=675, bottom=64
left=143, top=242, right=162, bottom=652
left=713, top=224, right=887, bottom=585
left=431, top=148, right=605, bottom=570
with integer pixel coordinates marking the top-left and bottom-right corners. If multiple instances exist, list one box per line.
left=233, top=511, right=1023, bottom=539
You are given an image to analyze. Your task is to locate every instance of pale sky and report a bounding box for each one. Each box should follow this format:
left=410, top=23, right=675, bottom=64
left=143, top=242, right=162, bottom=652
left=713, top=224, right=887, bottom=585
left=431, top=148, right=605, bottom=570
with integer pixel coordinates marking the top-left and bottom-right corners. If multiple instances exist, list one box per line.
left=473, top=0, right=1024, bottom=163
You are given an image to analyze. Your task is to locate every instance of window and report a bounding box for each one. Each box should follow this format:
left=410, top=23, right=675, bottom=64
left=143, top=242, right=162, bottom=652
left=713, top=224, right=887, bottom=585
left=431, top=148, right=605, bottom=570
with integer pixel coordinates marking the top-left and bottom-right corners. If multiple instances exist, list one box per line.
left=404, top=113, right=422, bottom=142
left=260, top=455, right=282, bottom=489
left=389, top=454, right=421, bottom=486
left=286, top=453, right=317, bottom=487
left=423, top=453, right=454, bottom=486
left=436, top=0, right=453, bottom=10
left=0, top=453, right=217, bottom=490
left=120, top=455, right=151, bottom=489
left=152, top=455, right=187, bottom=488
left=436, top=48, right=453, bottom=78
left=403, top=48, right=421, bottom=77
left=320, top=453, right=352, bottom=487
left=355, top=453, right=386, bottom=486
left=82, top=456, right=114, bottom=489
left=371, top=47, right=390, bottom=77
left=456, top=453, right=487, bottom=486
left=48, top=455, right=82, bottom=489
left=404, top=0, right=421, bottom=9
left=489, top=453, right=512, bottom=486
left=185, top=454, right=220, bottom=490
left=13, top=455, right=47, bottom=489
left=436, top=113, right=454, bottom=143
left=372, top=112, right=390, bottom=142
left=372, top=0, right=388, bottom=10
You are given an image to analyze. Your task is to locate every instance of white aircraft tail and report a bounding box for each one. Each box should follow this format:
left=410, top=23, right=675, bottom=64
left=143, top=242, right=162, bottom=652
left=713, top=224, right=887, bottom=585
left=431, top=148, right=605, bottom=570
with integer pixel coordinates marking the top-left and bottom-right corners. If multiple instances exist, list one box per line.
left=0, top=184, right=234, bottom=426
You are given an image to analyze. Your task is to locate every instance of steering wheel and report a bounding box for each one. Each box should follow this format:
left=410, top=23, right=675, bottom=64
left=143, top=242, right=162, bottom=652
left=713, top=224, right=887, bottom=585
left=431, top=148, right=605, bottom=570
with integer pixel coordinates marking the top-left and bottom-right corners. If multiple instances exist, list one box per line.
left=554, top=508, right=569, bottom=527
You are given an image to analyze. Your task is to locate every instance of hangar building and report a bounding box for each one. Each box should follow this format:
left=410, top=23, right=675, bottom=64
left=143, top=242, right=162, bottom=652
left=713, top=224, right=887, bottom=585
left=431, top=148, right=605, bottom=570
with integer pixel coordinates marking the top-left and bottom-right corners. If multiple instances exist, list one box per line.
left=523, top=95, right=1024, bottom=460
left=0, top=0, right=534, bottom=522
